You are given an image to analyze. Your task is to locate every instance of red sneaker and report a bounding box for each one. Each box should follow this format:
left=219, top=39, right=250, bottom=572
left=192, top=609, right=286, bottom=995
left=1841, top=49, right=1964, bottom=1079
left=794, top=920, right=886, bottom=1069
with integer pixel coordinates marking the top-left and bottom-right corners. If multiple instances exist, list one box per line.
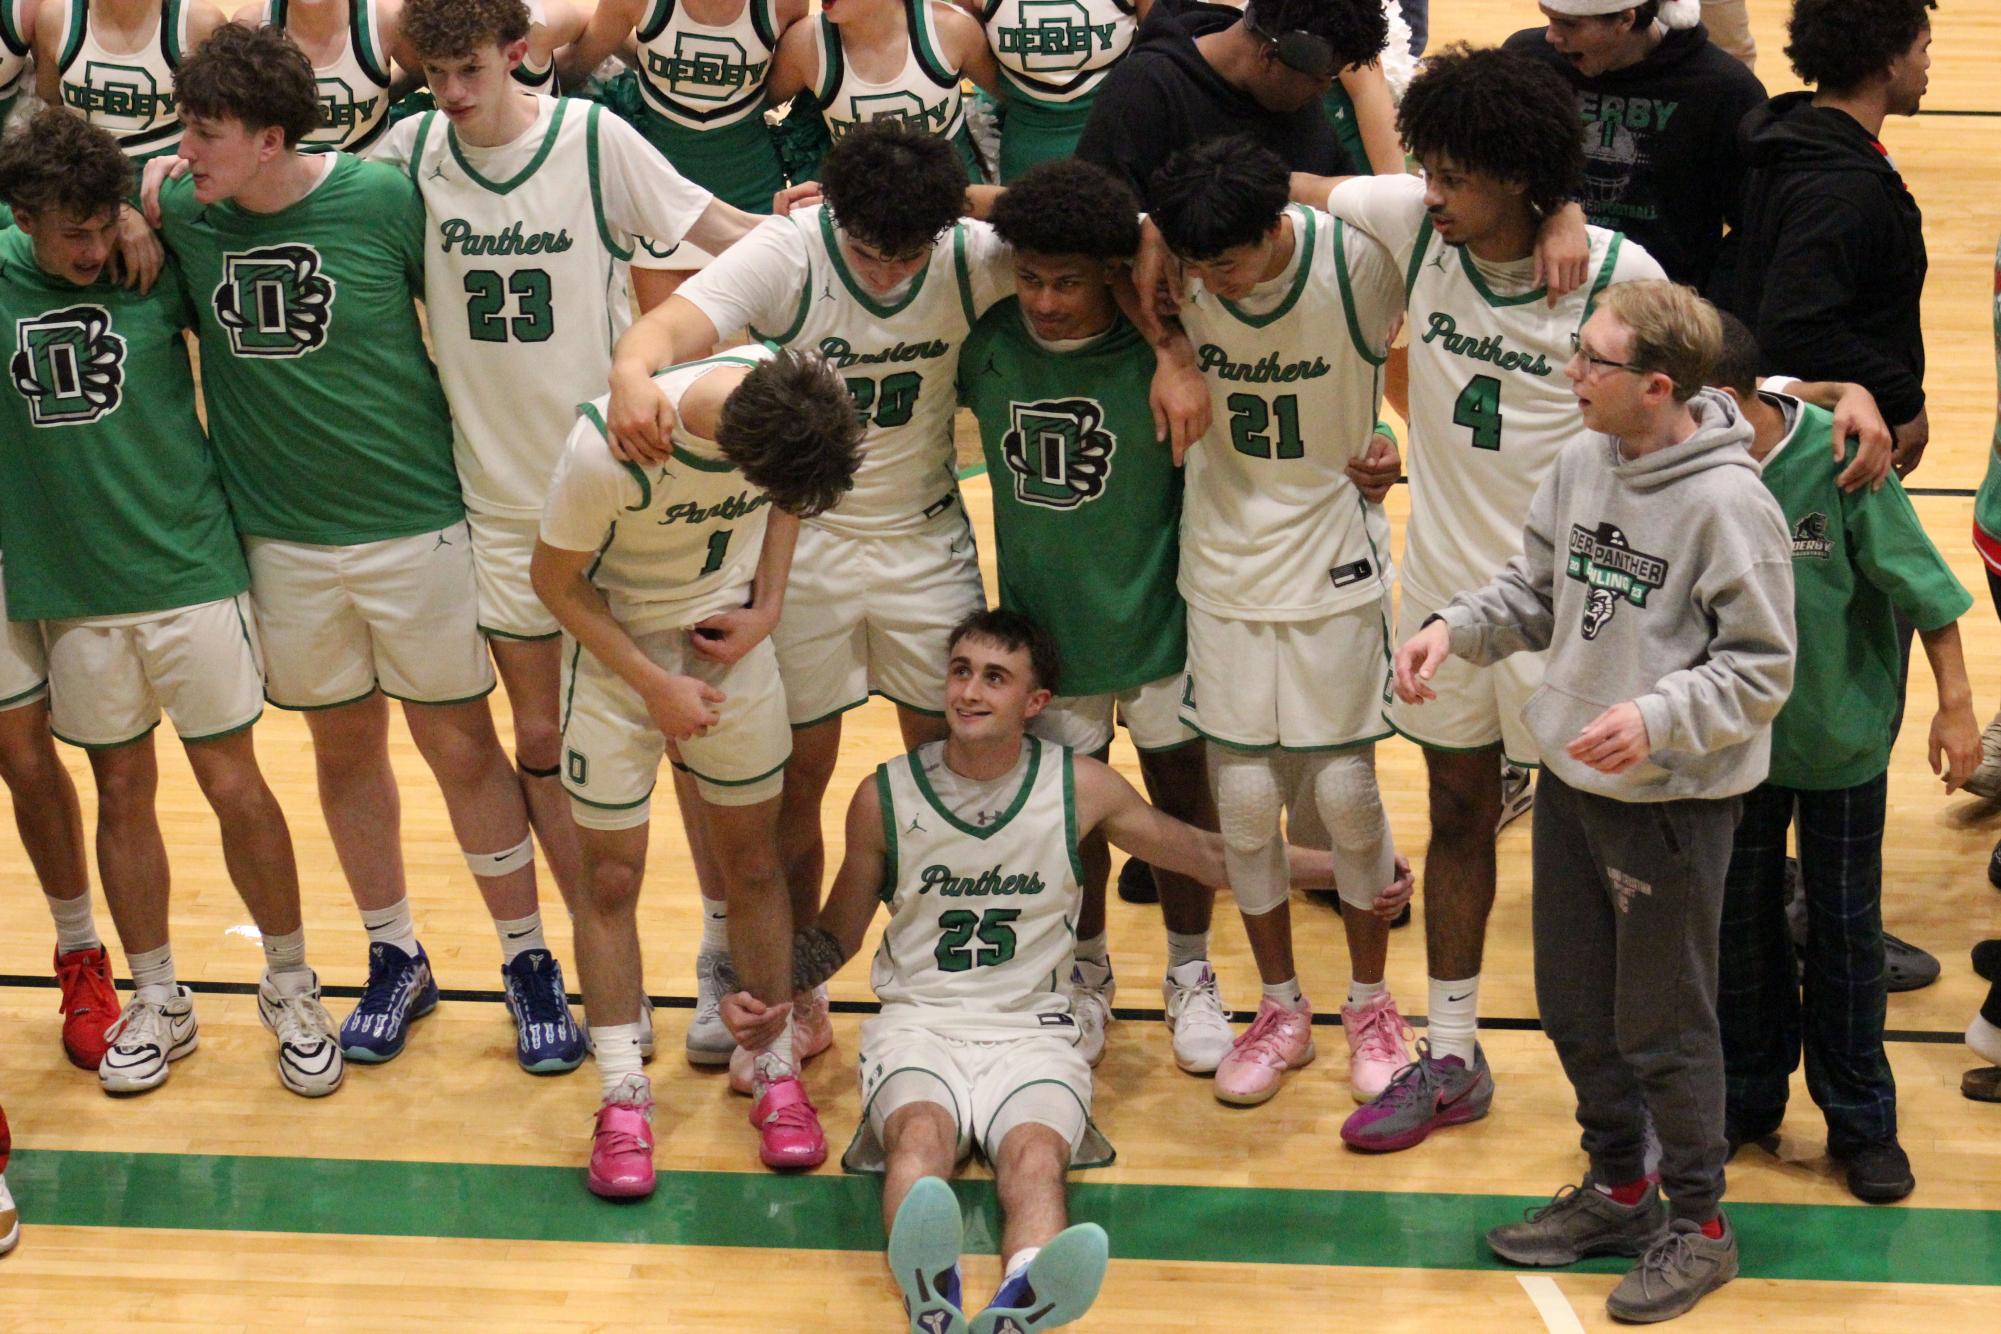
left=750, top=1073, right=827, bottom=1170
left=55, top=946, right=120, bottom=1071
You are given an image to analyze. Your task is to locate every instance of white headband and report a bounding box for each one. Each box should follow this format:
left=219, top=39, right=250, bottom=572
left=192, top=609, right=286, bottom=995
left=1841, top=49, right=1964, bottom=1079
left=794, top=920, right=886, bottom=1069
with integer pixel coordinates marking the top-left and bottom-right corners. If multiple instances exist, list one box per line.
left=1540, top=0, right=1702, bottom=28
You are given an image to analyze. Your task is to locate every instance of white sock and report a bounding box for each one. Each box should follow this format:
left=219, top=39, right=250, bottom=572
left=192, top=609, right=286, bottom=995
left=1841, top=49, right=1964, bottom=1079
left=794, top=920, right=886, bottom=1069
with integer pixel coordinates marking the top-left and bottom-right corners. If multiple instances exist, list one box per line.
left=591, top=1022, right=646, bottom=1100
left=1165, top=930, right=1209, bottom=971
left=46, top=893, right=100, bottom=955
left=1347, top=977, right=1388, bottom=1008
left=1427, top=975, right=1480, bottom=1064
left=1261, top=976, right=1307, bottom=1012
left=699, top=897, right=730, bottom=955
left=129, top=943, right=175, bottom=1003
left=261, top=928, right=313, bottom=992
left=755, top=1010, right=798, bottom=1082
left=1074, top=932, right=1109, bottom=968
left=1969, top=1014, right=2001, bottom=1066
left=360, top=898, right=420, bottom=957
left=495, top=911, right=546, bottom=964
left=1004, top=1246, right=1040, bottom=1282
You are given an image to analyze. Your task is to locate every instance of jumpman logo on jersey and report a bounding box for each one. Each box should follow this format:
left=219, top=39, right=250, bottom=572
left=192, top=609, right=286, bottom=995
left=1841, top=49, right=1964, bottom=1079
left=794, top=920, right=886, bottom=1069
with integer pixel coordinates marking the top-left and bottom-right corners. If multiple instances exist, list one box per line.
left=1428, top=249, right=1450, bottom=273
left=818, top=273, right=837, bottom=303
left=428, top=161, right=450, bottom=182
left=905, top=813, right=927, bottom=834
left=433, top=531, right=453, bottom=549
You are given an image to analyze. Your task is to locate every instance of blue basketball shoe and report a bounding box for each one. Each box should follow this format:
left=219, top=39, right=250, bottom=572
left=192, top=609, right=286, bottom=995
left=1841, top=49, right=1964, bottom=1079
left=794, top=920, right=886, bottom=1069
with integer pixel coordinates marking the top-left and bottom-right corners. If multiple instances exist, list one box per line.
left=341, top=941, right=439, bottom=1063
left=502, top=948, right=586, bottom=1073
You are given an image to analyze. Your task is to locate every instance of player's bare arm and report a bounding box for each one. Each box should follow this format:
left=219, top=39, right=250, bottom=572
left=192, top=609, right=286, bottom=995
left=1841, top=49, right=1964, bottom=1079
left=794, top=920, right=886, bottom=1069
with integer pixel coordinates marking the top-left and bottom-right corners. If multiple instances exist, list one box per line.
left=555, top=0, right=644, bottom=86
left=1789, top=378, right=1893, bottom=492
left=1339, top=62, right=1404, bottom=176
left=607, top=296, right=724, bottom=460
left=530, top=540, right=726, bottom=740
left=764, top=17, right=816, bottom=106
left=680, top=195, right=763, bottom=258
left=932, top=0, right=1000, bottom=96
left=1921, top=621, right=1979, bottom=792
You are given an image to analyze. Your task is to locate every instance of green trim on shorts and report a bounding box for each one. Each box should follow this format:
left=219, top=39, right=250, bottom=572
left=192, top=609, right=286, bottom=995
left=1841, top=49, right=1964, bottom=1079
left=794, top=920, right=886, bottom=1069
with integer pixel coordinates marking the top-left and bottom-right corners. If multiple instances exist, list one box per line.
left=791, top=689, right=945, bottom=730
left=842, top=1061, right=965, bottom=1176
left=978, top=1076, right=1104, bottom=1167
left=1182, top=719, right=1391, bottom=755
left=1381, top=713, right=1537, bottom=768
left=1133, top=734, right=1202, bottom=756
left=384, top=682, right=499, bottom=709
left=52, top=721, right=163, bottom=751
left=0, top=679, right=48, bottom=711
left=789, top=696, right=872, bottom=730
left=563, top=784, right=658, bottom=811
left=679, top=753, right=790, bottom=789
left=1061, top=749, right=1085, bottom=885
left=179, top=710, right=264, bottom=745
left=479, top=624, right=563, bottom=642
left=266, top=687, right=380, bottom=713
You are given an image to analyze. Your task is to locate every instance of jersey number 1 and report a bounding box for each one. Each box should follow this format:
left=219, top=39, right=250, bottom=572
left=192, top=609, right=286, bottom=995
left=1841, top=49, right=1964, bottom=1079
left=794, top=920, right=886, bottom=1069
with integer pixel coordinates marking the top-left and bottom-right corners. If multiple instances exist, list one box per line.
left=934, top=908, right=1019, bottom=972
left=1453, top=374, right=1503, bottom=451
left=464, top=269, right=554, bottom=343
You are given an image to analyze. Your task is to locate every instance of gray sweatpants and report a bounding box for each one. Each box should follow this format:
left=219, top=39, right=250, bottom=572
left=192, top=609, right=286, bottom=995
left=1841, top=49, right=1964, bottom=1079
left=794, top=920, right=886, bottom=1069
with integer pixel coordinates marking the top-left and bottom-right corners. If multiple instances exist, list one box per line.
left=1531, top=769, right=1741, bottom=1222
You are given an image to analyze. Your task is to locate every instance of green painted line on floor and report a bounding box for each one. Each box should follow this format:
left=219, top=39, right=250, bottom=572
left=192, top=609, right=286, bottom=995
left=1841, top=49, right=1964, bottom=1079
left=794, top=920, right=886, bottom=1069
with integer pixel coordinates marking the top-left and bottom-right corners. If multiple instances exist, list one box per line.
left=10, top=1148, right=2001, bottom=1286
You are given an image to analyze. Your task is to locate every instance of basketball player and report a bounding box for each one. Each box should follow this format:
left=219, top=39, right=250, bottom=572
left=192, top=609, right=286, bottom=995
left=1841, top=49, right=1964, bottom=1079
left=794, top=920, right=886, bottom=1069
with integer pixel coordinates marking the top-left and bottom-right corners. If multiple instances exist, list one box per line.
left=959, top=157, right=1229, bottom=1071
left=765, top=0, right=1000, bottom=180
left=558, top=0, right=809, bottom=309
left=513, top=0, right=583, bottom=92
left=534, top=344, right=861, bottom=1186
left=240, top=0, right=423, bottom=152
left=366, top=0, right=760, bottom=935
left=1293, top=45, right=1667, bottom=1150
left=0, top=1100, right=14, bottom=1256
left=29, top=0, right=227, bottom=158
left=606, top=123, right=1015, bottom=1090
left=154, top=23, right=591, bottom=1071
left=720, top=609, right=1371, bottom=1333
left=0, top=0, right=31, bottom=131
left=0, top=109, right=343, bottom=1098
left=1148, top=137, right=1415, bottom=1107
left=973, top=0, right=1140, bottom=181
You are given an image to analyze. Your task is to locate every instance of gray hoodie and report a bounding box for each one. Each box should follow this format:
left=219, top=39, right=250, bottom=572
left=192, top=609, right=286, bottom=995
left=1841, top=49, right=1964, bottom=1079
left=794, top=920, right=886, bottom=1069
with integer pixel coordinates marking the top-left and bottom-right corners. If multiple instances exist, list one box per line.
left=1437, top=389, right=1795, bottom=802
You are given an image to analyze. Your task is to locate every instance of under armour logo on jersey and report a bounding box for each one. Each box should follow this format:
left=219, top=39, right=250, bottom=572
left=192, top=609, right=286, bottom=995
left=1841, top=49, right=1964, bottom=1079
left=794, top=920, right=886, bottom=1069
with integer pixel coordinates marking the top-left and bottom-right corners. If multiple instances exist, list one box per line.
left=214, top=244, right=337, bottom=358
left=11, top=305, right=128, bottom=426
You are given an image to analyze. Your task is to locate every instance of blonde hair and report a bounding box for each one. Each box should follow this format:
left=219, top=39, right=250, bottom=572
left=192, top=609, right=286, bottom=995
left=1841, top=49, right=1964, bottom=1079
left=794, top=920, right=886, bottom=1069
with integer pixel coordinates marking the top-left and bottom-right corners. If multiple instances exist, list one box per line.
left=1599, top=280, right=1723, bottom=404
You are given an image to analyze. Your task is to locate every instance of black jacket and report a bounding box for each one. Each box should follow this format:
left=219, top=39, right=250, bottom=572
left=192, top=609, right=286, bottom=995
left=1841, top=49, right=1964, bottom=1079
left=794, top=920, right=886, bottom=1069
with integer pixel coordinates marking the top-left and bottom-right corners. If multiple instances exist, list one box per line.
left=1075, top=0, right=1351, bottom=208
left=1504, top=23, right=1765, bottom=291
left=1723, top=92, right=1927, bottom=425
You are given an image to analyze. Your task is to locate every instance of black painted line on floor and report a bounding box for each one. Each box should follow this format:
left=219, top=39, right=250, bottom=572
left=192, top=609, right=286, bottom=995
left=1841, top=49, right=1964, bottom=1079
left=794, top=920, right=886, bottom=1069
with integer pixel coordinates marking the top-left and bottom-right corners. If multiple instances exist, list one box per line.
left=0, top=974, right=1971, bottom=1044
left=1906, top=486, right=1977, bottom=498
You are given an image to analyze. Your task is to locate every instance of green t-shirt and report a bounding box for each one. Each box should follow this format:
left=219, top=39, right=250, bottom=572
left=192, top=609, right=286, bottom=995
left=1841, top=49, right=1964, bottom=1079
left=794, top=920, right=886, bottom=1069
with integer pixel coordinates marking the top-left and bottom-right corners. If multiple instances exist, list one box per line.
left=957, top=302, right=1184, bottom=696
left=158, top=155, right=462, bottom=544
left=0, top=230, right=246, bottom=620
left=1759, top=396, right=1973, bottom=789
left=1323, top=84, right=1371, bottom=177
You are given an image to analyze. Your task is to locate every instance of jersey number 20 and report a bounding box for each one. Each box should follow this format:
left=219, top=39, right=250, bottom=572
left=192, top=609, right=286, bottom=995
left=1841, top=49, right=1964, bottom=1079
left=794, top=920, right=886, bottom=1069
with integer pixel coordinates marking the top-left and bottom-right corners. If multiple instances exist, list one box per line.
left=464, top=269, right=554, bottom=343
left=934, top=908, right=1019, bottom=972
left=846, top=371, right=921, bottom=428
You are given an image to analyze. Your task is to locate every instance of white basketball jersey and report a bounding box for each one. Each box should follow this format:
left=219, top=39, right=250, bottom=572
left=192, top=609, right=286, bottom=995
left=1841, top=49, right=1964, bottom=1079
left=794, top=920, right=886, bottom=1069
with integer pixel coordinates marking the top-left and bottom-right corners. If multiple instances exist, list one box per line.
left=981, top=0, right=1133, bottom=106
left=869, top=736, right=1082, bottom=1040
left=554, top=346, right=774, bottom=636
left=406, top=98, right=636, bottom=519
left=810, top=0, right=964, bottom=145
left=55, top=0, right=188, bottom=158
left=1178, top=206, right=1392, bottom=622
left=635, top=0, right=781, bottom=129
left=261, top=0, right=393, bottom=151
left=756, top=203, right=979, bottom=537
left=1401, top=221, right=1628, bottom=604
left=0, top=0, right=31, bottom=105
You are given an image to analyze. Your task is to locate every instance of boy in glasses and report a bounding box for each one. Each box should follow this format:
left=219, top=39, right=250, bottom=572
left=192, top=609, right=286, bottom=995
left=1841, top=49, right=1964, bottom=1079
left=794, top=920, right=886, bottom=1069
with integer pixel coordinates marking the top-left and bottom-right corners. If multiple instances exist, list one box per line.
left=1397, top=280, right=1794, bottom=1324
left=1076, top=0, right=1389, bottom=207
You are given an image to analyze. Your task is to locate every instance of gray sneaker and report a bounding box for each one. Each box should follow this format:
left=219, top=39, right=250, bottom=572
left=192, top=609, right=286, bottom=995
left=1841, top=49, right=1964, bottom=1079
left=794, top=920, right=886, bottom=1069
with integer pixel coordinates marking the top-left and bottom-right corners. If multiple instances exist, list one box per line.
left=1605, top=1217, right=1738, bottom=1324
left=1486, top=1178, right=1669, bottom=1266
left=686, top=950, right=733, bottom=1066
left=1496, top=762, right=1535, bottom=835
left=1339, top=1039, right=1495, bottom=1152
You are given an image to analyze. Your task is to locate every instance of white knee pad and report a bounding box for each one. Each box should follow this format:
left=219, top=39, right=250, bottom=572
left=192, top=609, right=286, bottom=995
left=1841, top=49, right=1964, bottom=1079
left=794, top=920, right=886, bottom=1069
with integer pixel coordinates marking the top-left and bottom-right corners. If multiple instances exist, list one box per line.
left=1302, top=748, right=1394, bottom=911
left=1209, top=749, right=1289, bottom=916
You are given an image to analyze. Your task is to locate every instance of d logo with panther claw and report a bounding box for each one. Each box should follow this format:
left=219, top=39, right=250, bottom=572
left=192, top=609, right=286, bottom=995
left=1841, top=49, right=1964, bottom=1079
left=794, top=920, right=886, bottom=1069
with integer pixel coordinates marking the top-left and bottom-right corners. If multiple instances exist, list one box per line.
left=214, top=244, right=336, bottom=357
left=11, top=305, right=128, bottom=426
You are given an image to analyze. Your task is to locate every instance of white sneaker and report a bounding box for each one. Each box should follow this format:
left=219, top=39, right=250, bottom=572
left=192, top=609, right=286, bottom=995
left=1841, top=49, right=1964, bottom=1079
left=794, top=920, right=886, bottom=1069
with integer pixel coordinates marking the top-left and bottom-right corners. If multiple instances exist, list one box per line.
left=0, top=1174, right=18, bottom=1255
left=99, top=987, right=199, bottom=1094
left=1163, top=961, right=1235, bottom=1074
left=1497, top=762, right=1535, bottom=835
left=686, top=950, right=733, bottom=1067
left=1070, top=959, right=1116, bottom=1068
left=257, top=971, right=346, bottom=1098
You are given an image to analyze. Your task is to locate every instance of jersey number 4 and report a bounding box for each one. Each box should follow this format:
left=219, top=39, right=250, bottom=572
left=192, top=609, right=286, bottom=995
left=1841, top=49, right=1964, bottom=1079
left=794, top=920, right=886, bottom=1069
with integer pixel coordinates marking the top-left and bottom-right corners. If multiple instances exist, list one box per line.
left=464, top=268, right=554, bottom=343
left=1453, top=374, right=1503, bottom=451
left=934, top=908, right=1019, bottom=972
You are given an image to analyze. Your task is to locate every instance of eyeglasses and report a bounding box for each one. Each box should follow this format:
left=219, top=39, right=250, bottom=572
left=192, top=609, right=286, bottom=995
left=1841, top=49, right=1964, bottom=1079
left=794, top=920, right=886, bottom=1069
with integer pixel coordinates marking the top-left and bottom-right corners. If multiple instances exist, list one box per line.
left=1568, top=331, right=1651, bottom=378
left=1245, top=3, right=1337, bottom=78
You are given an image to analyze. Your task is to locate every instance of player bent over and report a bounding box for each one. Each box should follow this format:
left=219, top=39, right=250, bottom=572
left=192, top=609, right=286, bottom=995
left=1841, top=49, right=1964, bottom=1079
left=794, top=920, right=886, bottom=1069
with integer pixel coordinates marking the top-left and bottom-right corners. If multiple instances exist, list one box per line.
left=533, top=346, right=863, bottom=1189
left=0, top=110, right=341, bottom=1098
left=161, top=22, right=582, bottom=1071
left=721, top=611, right=1390, bottom=1333
left=1148, top=138, right=1415, bottom=1107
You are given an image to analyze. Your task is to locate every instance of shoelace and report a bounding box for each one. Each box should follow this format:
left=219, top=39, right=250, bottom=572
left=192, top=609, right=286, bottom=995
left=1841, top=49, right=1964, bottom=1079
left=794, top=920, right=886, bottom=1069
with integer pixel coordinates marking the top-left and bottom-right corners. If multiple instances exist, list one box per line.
left=759, top=1081, right=821, bottom=1133
left=1173, top=974, right=1230, bottom=1028
left=274, top=991, right=336, bottom=1044
left=55, top=951, right=113, bottom=1018
left=1371, top=1052, right=1440, bottom=1109
left=1234, top=1006, right=1298, bottom=1067
left=1633, top=1230, right=1703, bottom=1297
left=104, top=996, right=167, bottom=1047
left=1349, top=1001, right=1410, bottom=1064
left=354, top=949, right=414, bottom=1016
left=694, top=955, right=727, bottom=1021
left=1522, top=1182, right=1590, bottom=1225
left=513, top=958, right=575, bottom=1034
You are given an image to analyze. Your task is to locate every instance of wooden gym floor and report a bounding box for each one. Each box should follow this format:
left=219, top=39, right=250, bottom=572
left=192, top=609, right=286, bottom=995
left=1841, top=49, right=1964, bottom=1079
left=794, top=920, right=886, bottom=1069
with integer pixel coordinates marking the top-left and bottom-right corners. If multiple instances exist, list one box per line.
left=2, top=2, right=1999, bottom=1328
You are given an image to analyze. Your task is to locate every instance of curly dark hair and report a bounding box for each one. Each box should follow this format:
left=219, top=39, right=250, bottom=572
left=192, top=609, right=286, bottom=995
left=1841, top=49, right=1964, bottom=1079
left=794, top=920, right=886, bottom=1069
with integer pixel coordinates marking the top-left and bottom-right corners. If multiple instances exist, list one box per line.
left=0, top=109, right=133, bottom=222
left=947, top=608, right=1062, bottom=696
left=988, top=159, right=1140, bottom=260
left=402, top=0, right=531, bottom=62
left=820, top=121, right=967, bottom=256
left=1786, top=0, right=1935, bottom=93
left=1148, top=136, right=1291, bottom=261
left=1398, top=45, right=1583, bottom=220
left=176, top=23, right=322, bottom=148
left=1246, top=0, right=1389, bottom=72
left=717, top=348, right=863, bottom=519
